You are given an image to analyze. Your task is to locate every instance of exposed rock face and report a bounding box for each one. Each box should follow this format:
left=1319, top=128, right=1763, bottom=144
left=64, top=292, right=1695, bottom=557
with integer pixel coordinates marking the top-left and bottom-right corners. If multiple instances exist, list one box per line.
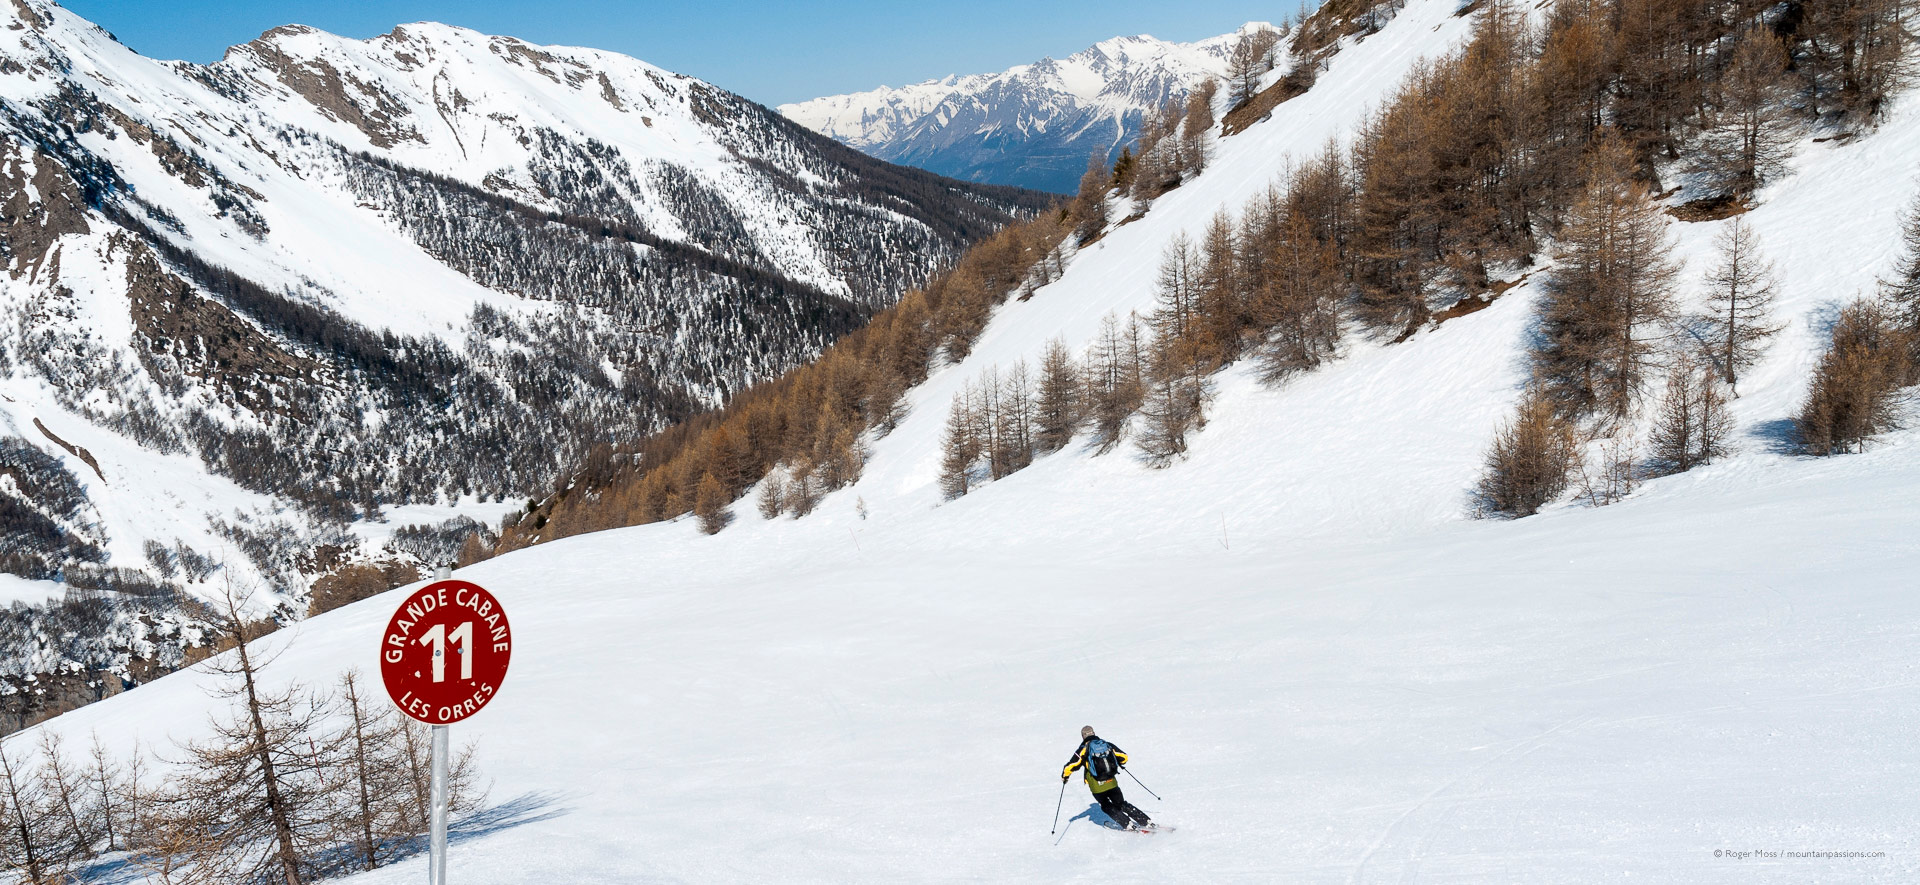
left=307, top=559, right=420, bottom=616
left=237, top=26, right=423, bottom=149
left=32, top=417, right=101, bottom=481
left=124, top=245, right=312, bottom=417
left=0, top=148, right=89, bottom=280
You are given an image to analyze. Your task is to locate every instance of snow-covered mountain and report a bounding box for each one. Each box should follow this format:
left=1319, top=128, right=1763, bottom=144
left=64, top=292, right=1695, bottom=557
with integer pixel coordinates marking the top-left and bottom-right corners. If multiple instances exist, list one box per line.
left=780, top=25, right=1270, bottom=193
left=0, top=0, right=1051, bottom=709
left=23, top=0, right=1920, bottom=880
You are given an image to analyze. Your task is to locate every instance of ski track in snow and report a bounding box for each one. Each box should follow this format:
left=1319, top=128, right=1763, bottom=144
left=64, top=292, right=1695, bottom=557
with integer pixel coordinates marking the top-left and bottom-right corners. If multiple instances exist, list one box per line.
left=23, top=0, right=1920, bottom=881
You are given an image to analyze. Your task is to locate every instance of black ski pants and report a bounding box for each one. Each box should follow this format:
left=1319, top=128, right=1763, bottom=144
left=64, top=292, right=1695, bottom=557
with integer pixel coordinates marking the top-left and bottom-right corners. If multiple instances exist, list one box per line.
left=1094, top=786, right=1151, bottom=829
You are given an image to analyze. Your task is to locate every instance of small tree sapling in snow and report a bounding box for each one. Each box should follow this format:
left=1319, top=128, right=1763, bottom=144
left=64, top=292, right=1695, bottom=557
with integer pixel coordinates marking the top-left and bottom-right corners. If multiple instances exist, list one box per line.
left=1476, top=387, right=1579, bottom=517
left=695, top=473, right=732, bottom=535
left=757, top=469, right=786, bottom=520
left=939, top=393, right=981, bottom=500
left=1797, top=298, right=1912, bottom=454
left=1034, top=337, right=1083, bottom=454
left=1694, top=218, right=1782, bottom=394
left=1649, top=355, right=1734, bottom=475
left=1574, top=433, right=1639, bottom=507
left=35, top=733, right=92, bottom=862
left=1084, top=313, right=1147, bottom=453
left=83, top=733, right=125, bottom=854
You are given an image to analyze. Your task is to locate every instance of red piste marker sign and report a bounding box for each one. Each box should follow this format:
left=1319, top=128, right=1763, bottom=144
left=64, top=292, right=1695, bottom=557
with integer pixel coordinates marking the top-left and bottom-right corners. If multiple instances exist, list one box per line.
left=381, top=579, right=512, bottom=725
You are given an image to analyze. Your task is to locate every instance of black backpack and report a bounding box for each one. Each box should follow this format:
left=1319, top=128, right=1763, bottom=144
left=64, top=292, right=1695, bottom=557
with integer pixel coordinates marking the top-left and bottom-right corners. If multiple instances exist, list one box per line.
left=1085, top=738, right=1119, bottom=780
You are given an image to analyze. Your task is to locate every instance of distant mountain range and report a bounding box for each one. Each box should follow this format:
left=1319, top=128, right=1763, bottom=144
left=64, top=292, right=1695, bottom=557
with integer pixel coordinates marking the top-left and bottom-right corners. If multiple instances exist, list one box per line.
left=780, top=26, right=1271, bottom=193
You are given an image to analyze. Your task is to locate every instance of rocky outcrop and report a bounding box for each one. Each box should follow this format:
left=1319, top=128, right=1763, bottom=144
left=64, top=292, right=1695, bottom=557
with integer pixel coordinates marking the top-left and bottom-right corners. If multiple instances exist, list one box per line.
left=0, top=148, right=89, bottom=281
left=237, top=26, right=423, bottom=148
left=124, top=245, right=313, bottom=418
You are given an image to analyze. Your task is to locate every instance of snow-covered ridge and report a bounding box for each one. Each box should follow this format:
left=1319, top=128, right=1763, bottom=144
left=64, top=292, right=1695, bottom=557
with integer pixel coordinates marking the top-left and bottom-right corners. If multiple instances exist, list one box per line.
left=780, top=23, right=1274, bottom=192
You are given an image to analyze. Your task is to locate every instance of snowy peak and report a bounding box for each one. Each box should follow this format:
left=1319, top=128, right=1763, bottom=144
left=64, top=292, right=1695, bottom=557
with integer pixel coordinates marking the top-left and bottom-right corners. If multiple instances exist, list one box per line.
left=777, top=77, right=984, bottom=153
left=780, top=23, right=1274, bottom=192
left=218, top=21, right=696, bottom=176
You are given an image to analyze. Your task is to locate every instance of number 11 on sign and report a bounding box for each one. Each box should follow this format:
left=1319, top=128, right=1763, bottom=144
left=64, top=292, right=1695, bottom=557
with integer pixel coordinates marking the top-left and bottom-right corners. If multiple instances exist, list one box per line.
left=420, top=622, right=475, bottom=682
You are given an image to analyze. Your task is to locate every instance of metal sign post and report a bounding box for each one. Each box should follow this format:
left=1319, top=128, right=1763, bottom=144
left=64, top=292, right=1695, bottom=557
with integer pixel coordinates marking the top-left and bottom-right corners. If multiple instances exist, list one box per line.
left=430, top=717, right=449, bottom=884
left=429, top=566, right=449, bottom=885
left=381, top=564, right=513, bottom=885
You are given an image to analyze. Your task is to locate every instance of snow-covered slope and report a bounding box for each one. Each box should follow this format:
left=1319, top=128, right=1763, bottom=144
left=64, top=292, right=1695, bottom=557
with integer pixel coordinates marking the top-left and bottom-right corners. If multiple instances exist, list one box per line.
left=26, top=0, right=1920, bottom=880
left=780, top=25, right=1271, bottom=193
left=57, top=414, right=1919, bottom=882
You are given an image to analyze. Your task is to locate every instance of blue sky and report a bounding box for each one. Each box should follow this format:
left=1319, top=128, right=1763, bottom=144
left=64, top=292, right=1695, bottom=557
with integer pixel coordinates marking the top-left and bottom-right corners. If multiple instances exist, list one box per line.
left=60, top=1, right=1294, bottom=106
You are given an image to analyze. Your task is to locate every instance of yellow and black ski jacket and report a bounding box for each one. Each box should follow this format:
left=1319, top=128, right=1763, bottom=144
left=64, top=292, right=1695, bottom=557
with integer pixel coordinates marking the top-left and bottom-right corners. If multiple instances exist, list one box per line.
left=1062, top=737, right=1128, bottom=794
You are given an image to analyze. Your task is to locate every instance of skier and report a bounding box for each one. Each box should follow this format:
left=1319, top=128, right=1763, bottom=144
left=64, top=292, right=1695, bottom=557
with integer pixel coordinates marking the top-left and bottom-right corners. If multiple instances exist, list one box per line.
left=1061, top=726, right=1153, bottom=830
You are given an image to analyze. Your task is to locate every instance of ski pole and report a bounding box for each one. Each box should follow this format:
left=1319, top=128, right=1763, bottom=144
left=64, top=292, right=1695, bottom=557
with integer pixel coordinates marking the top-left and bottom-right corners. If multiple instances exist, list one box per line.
left=1123, top=767, right=1161, bottom=801
left=1050, top=778, right=1067, bottom=834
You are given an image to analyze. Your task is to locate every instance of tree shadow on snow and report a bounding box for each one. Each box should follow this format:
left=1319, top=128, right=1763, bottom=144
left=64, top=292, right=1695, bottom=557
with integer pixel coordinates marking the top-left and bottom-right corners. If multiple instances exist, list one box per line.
left=397, top=790, right=576, bottom=857
left=455, top=790, right=575, bottom=840
left=1749, top=416, right=1804, bottom=455
left=71, top=791, right=575, bottom=883
left=307, top=790, right=574, bottom=878
left=59, top=857, right=146, bottom=885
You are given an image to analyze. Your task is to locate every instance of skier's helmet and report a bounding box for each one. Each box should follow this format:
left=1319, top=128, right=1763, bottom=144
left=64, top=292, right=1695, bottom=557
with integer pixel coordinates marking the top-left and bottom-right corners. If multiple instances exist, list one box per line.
left=1082, top=725, right=1096, bottom=739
